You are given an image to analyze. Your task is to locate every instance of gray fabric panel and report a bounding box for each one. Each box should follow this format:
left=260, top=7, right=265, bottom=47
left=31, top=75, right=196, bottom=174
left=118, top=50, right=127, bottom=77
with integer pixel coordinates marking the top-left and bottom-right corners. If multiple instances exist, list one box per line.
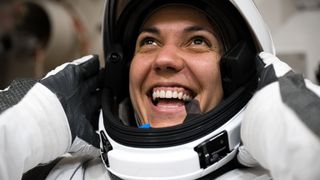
left=279, top=72, right=320, bottom=137
left=0, top=79, right=37, bottom=114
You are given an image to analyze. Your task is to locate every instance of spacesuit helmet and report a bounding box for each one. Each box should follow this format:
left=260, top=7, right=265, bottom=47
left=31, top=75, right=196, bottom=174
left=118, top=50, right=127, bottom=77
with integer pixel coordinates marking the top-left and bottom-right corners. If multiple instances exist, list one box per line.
left=100, top=0, right=274, bottom=179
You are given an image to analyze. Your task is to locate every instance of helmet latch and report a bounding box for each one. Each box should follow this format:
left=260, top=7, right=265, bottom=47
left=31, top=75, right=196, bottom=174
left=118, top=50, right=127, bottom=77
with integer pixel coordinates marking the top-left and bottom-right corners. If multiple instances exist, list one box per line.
left=100, top=130, right=113, bottom=167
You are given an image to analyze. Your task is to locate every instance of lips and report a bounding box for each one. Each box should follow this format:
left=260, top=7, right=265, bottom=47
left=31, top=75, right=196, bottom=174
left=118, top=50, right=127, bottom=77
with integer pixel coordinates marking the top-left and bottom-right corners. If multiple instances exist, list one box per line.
left=141, top=85, right=197, bottom=127
left=150, top=86, right=195, bottom=106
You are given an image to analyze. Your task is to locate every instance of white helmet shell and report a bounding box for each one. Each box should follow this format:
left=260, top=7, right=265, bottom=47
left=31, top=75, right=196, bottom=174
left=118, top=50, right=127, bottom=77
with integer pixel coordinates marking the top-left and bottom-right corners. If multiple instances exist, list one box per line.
left=230, top=0, right=275, bottom=54
left=100, top=0, right=274, bottom=179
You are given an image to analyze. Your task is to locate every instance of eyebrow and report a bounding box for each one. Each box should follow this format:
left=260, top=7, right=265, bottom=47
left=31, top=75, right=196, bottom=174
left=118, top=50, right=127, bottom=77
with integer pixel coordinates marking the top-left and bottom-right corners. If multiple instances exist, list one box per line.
left=139, top=27, right=160, bottom=34
left=139, top=25, right=214, bottom=35
left=183, top=25, right=215, bottom=35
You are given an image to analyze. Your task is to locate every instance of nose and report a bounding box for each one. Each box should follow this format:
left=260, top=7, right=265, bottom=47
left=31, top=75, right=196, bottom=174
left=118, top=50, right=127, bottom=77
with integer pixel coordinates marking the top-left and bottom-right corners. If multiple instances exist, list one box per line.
left=152, top=45, right=185, bottom=73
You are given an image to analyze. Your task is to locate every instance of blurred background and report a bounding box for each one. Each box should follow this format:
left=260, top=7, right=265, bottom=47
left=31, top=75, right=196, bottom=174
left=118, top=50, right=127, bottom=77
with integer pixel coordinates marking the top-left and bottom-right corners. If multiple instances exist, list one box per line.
left=0, top=0, right=320, bottom=88
left=0, top=0, right=104, bottom=88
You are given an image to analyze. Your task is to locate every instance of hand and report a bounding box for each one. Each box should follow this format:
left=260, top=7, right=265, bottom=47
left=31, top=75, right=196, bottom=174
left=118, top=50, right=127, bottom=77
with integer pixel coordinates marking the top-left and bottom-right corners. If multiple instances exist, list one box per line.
left=238, top=52, right=293, bottom=167
left=255, top=52, right=292, bottom=89
left=40, top=55, right=102, bottom=148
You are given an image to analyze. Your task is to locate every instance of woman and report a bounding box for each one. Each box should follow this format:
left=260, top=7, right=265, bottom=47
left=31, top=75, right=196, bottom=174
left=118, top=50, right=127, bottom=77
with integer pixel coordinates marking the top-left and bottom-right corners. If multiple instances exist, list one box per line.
left=1, top=0, right=319, bottom=180
left=100, top=0, right=320, bottom=179
left=99, top=0, right=261, bottom=179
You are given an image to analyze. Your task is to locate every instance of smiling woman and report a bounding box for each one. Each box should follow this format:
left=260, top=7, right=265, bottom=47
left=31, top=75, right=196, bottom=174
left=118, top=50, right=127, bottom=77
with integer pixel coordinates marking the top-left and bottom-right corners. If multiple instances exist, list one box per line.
left=99, top=0, right=265, bottom=179
left=129, top=5, right=224, bottom=127
left=1, top=0, right=320, bottom=180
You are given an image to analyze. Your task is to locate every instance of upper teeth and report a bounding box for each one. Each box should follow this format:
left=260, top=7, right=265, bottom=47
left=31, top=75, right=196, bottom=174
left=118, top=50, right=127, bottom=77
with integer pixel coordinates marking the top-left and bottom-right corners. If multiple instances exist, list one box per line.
left=152, top=89, right=192, bottom=102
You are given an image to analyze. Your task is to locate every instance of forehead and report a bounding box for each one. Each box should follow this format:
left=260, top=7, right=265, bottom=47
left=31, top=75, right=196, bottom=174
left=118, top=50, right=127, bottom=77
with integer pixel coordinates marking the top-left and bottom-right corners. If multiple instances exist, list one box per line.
left=142, top=5, right=214, bottom=29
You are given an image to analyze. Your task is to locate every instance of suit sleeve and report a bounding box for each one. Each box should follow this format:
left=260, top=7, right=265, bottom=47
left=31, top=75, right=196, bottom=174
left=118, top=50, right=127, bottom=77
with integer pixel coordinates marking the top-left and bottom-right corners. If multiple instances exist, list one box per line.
left=0, top=79, right=71, bottom=180
left=241, top=73, right=320, bottom=180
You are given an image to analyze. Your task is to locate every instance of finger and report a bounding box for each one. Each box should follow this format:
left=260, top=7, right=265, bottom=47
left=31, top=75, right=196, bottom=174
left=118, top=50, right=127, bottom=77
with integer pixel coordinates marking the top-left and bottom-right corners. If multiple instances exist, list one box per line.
left=257, top=65, right=278, bottom=90
left=90, top=131, right=101, bottom=148
left=255, top=55, right=266, bottom=75
left=84, top=93, right=101, bottom=129
left=73, top=113, right=101, bottom=148
left=82, top=75, right=102, bottom=94
left=79, top=55, right=100, bottom=79
left=82, top=124, right=101, bottom=148
left=80, top=117, right=101, bottom=148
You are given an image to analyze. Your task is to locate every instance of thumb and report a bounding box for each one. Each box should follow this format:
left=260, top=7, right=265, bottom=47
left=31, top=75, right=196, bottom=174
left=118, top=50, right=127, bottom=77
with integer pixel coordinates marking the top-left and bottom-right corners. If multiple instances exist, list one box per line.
left=78, top=55, right=100, bottom=79
left=255, top=54, right=278, bottom=89
left=78, top=120, right=101, bottom=148
left=237, top=145, right=258, bottom=167
left=69, top=134, right=100, bottom=157
left=259, top=52, right=292, bottom=77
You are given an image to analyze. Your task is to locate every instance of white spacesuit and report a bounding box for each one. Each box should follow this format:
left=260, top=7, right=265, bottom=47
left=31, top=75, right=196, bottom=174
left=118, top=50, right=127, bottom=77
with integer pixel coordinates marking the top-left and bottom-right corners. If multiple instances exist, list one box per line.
left=0, top=0, right=320, bottom=180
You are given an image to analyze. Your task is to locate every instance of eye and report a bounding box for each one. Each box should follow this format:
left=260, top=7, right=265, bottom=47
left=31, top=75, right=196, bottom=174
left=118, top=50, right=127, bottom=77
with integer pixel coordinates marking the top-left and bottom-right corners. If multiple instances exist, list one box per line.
left=139, top=37, right=158, bottom=47
left=135, top=35, right=160, bottom=53
left=190, top=36, right=211, bottom=47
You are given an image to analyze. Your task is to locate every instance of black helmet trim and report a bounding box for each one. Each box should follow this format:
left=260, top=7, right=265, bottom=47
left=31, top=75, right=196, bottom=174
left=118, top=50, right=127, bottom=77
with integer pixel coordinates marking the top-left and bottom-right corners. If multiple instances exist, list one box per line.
left=102, top=76, right=256, bottom=148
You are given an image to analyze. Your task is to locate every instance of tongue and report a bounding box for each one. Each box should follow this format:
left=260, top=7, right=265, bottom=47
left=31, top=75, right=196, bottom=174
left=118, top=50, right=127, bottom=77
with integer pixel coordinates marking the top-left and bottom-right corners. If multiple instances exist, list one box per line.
left=157, top=99, right=185, bottom=107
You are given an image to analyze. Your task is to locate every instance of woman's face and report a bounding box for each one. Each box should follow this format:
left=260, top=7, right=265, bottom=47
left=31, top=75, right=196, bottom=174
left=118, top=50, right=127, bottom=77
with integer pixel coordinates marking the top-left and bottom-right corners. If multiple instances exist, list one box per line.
left=129, top=5, right=223, bottom=127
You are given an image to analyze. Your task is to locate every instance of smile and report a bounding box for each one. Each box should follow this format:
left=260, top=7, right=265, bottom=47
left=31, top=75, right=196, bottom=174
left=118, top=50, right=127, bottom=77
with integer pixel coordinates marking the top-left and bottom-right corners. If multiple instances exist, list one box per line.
left=150, top=87, right=195, bottom=106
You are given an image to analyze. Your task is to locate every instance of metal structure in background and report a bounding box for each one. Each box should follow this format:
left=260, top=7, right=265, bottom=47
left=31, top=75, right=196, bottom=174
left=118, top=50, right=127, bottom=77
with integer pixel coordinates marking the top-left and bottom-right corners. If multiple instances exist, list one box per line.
left=0, top=0, right=105, bottom=88
left=276, top=0, right=320, bottom=83
left=254, top=0, right=320, bottom=83
left=295, top=0, right=320, bottom=10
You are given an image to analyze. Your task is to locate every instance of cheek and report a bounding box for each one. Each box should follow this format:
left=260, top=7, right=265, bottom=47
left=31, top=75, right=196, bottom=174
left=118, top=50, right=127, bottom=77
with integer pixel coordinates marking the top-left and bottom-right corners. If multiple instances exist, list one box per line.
left=204, top=58, right=223, bottom=108
left=129, top=56, right=150, bottom=96
left=190, top=55, right=223, bottom=110
left=129, top=57, right=143, bottom=113
left=206, top=56, right=222, bottom=91
left=192, top=56, right=222, bottom=87
left=202, top=64, right=222, bottom=93
left=208, top=62, right=222, bottom=85
left=129, top=59, right=140, bottom=97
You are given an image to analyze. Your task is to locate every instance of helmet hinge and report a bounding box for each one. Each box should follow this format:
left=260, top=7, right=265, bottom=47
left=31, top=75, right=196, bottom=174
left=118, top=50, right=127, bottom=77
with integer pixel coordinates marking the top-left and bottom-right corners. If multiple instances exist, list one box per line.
left=100, top=130, right=113, bottom=167
left=109, top=52, right=121, bottom=63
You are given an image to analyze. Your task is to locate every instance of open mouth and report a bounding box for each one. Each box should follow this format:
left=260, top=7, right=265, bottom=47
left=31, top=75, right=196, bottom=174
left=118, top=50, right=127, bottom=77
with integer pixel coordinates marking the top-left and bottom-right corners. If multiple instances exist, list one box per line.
left=150, top=87, right=196, bottom=106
